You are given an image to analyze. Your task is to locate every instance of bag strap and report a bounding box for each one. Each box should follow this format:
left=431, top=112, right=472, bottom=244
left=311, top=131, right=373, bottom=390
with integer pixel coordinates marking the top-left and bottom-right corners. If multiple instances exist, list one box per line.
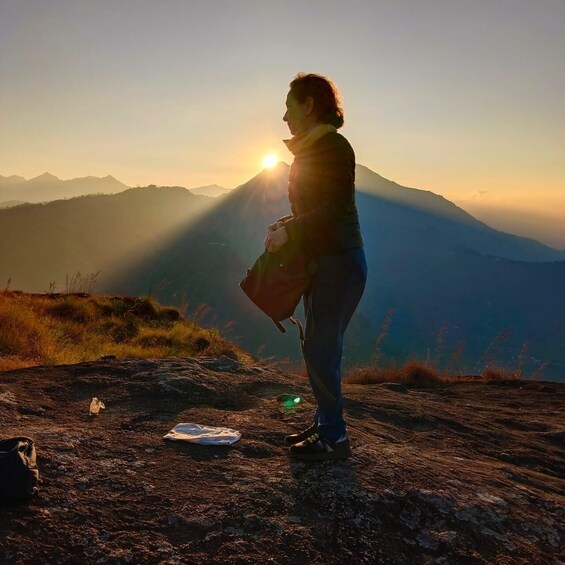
left=273, top=320, right=287, bottom=334
left=289, top=317, right=305, bottom=341
left=273, top=317, right=304, bottom=336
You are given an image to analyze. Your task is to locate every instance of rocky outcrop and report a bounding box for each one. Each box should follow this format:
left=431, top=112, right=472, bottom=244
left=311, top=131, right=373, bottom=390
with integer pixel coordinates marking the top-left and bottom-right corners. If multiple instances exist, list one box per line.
left=0, top=358, right=563, bottom=564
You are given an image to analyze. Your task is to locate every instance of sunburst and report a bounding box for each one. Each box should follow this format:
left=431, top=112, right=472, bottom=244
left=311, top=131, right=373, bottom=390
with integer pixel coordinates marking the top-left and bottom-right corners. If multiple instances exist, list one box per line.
left=262, top=154, right=278, bottom=169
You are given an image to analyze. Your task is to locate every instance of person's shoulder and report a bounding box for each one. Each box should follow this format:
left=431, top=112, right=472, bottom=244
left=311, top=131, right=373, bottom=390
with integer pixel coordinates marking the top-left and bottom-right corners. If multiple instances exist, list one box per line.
left=313, top=132, right=354, bottom=158
left=317, top=131, right=351, bottom=149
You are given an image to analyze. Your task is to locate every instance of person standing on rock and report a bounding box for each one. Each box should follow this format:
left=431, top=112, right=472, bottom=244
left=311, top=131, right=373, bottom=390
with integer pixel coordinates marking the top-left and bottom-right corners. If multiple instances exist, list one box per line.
left=264, top=73, right=367, bottom=461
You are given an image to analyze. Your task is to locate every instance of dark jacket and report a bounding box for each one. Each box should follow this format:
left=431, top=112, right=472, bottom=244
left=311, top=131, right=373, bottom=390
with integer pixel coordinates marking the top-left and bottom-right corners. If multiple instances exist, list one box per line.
left=283, top=132, right=363, bottom=256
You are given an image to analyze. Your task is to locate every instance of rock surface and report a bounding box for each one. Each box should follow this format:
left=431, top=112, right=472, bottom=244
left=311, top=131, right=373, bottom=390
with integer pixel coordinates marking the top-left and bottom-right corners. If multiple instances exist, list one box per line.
left=0, top=357, right=563, bottom=564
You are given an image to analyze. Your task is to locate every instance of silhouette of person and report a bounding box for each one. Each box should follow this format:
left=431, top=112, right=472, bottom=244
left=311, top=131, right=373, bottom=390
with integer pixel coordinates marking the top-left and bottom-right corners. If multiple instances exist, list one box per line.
left=265, top=73, right=367, bottom=461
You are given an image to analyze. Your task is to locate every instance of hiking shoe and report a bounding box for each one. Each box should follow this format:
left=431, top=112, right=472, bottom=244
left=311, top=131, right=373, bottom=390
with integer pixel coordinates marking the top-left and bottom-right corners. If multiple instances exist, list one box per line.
left=289, top=433, right=352, bottom=461
left=284, top=423, right=318, bottom=446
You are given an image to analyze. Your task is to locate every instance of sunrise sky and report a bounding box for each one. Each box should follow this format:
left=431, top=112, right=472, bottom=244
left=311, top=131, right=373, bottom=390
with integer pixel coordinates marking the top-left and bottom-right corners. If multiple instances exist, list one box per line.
left=1, top=1, right=563, bottom=244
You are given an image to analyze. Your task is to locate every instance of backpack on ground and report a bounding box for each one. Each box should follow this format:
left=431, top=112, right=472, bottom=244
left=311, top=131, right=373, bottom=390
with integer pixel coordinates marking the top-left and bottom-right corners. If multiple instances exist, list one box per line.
left=0, top=437, right=40, bottom=502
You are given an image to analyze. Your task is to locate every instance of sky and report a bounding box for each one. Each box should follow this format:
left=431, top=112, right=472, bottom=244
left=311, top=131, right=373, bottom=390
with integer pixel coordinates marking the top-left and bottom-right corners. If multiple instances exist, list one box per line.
left=1, top=1, right=564, bottom=244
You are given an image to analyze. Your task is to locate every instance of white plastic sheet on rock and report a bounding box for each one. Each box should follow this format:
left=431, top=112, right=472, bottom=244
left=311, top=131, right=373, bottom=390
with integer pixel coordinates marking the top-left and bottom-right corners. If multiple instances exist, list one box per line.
left=163, top=423, right=241, bottom=445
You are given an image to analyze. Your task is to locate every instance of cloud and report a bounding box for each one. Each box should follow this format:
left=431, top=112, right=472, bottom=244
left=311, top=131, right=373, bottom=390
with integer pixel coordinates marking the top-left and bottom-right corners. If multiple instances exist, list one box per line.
left=468, top=190, right=489, bottom=200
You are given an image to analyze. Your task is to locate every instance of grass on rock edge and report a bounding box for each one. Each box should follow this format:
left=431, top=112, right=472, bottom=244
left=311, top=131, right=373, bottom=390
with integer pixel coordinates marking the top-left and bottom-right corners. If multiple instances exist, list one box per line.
left=0, top=291, right=253, bottom=371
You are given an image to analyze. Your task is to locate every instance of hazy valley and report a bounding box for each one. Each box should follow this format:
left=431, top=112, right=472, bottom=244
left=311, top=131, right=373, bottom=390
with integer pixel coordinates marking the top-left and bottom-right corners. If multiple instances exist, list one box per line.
left=1, top=166, right=564, bottom=380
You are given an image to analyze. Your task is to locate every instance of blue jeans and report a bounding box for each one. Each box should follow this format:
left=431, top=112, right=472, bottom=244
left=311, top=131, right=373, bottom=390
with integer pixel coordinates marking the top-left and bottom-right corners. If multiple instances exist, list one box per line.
left=301, top=247, right=367, bottom=442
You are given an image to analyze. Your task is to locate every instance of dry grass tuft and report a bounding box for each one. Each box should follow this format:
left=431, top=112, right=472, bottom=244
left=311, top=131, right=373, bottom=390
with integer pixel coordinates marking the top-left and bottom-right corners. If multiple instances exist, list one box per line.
left=344, top=361, right=442, bottom=388
left=482, top=367, right=522, bottom=381
left=0, top=291, right=253, bottom=371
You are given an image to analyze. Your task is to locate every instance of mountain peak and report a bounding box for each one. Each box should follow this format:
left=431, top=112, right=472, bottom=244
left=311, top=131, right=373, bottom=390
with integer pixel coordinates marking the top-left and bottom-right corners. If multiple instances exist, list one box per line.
left=188, top=184, right=233, bottom=198
left=28, top=172, right=60, bottom=183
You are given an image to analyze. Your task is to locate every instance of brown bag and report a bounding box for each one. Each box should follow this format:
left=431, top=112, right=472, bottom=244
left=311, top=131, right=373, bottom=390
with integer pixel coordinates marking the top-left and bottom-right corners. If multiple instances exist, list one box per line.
left=240, top=242, right=316, bottom=333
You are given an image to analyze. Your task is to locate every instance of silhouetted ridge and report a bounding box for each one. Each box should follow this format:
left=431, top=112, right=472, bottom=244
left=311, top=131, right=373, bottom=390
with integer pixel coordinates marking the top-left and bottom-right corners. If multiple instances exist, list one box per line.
left=0, top=165, right=563, bottom=378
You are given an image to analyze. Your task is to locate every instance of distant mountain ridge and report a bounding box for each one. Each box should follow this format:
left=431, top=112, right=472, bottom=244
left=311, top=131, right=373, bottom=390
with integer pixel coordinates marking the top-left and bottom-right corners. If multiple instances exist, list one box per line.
left=0, top=174, right=26, bottom=186
left=188, top=184, right=231, bottom=198
left=0, top=173, right=235, bottom=203
left=1, top=165, right=563, bottom=378
left=0, top=185, right=215, bottom=291
left=0, top=200, right=27, bottom=209
left=355, top=165, right=565, bottom=263
left=102, top=163, right=565, bottom=378
left=452, top=200, right=565, bottom=251
left=26, top=172, right=60, bottom=184
left=0, top=172, right=129, bottom=203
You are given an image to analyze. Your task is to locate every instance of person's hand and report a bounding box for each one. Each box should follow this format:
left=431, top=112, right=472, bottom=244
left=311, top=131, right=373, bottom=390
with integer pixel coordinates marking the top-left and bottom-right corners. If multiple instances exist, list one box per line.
left=267, top=220, right=284, bottom=232
left=264, top=225, right=289, bottom=253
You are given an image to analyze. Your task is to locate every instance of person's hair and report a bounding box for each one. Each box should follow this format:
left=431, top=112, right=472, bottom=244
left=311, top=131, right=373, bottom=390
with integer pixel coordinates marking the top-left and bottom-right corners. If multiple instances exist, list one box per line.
left=289, top=73, right=344, bottom=129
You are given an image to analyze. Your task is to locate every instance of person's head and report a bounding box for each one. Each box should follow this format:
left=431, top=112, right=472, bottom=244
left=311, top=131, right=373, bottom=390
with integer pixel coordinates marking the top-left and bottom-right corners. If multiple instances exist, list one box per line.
left=283, top=73, right=344, bottom=136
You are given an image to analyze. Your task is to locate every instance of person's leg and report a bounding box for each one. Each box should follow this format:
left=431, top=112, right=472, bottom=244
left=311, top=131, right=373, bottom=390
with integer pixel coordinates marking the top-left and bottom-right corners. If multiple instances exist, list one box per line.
left=284, top=287, right=319, bottom=446
left=301, top=248, right=367, bottom=442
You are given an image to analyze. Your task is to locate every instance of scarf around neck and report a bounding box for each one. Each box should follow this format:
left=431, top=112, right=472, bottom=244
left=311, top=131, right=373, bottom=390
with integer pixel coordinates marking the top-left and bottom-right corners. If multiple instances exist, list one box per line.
left=283, top=123, right=337, bottom=156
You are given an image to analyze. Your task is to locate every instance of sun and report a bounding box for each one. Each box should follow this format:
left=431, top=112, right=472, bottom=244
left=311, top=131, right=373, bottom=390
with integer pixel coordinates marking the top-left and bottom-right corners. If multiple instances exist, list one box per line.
left=262, top=154, right=278, bottom=169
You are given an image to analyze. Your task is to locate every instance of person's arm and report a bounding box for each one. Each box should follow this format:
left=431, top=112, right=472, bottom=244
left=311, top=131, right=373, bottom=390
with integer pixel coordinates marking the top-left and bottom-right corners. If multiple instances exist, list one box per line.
left=284, top=142, right=354, bottom=244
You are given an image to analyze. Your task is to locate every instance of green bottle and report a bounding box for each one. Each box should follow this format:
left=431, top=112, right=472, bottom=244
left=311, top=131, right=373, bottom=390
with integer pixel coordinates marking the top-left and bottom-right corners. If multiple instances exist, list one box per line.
left=279, top=394, right=301, bottom=408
